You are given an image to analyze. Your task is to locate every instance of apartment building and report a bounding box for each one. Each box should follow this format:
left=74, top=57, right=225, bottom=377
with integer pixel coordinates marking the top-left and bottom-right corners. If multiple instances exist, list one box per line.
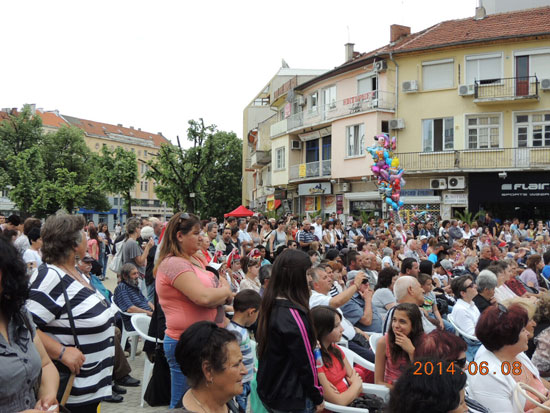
left=243, top=67, right=327, bottom=212
left=0, top=106, right=173, bottom=225
left=390, top=5, right=550, bottom=221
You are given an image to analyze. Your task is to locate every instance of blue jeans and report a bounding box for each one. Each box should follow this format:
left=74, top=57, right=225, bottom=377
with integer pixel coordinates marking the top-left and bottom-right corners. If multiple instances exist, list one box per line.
left=100, top=252, right=109, bottom=277
left=146, top=282, right=155, bottom=304
left=235, top=381, right=251, bottom=412
left=267, top=398, right=315, bottom=413
left=164, top=335, right=189, bottom=408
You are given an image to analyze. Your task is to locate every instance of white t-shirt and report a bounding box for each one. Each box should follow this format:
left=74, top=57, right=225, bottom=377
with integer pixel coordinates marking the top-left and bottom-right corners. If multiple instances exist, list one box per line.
left=312, top=223, right=323, bottom=241
left=309, top=290, right=356, bottom=340
left=23, top=248, right=42, bottom=267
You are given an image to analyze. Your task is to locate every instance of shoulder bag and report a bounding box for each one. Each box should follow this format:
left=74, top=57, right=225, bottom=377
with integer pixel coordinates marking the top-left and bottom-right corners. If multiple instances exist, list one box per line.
left=49, top=266, right=80, bottom=411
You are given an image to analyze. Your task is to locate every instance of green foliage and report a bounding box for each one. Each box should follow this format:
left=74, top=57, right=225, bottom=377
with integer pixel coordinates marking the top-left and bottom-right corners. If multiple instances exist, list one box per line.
left=455, top=210, right=484, bottom=225
left=360, top=210, right=375, bottom=224
left=7, top=147, right=45, bottom=215
left=97, top=146, right=139, bottom=216
left=146, top=119, right=242, bottom=218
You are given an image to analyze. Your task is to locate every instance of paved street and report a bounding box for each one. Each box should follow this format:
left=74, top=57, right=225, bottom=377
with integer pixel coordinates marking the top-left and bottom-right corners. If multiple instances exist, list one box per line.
left=100, top=267, right=167, bottom=413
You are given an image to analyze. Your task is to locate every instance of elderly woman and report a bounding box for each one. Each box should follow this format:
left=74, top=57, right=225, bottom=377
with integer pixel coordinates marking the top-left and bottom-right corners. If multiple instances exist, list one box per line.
left=469, top=304, right=550, bottom=412
left=472, top=270, right=497, bottom=313
left=155, top=212, right=233, bottom=408
left=157, top=321, right=245, bottom=413
left=27, top=214, right=115, bottom=413
left=530, top=296, right=550, bottom=377
left=463, top=256, right=479, bottom=279
left=0, top=237, right=60, bottom=412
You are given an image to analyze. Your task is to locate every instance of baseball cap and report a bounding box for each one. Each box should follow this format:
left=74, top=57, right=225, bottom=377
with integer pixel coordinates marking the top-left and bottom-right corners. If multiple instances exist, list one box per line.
left=419, top=235, right=428, bottom=240
left=439, top=259, right=453, bottom=272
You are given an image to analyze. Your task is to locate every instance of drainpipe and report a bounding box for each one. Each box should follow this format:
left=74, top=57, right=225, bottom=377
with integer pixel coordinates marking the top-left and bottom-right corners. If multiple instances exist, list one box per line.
left=389, top=51, right=399, bottom=119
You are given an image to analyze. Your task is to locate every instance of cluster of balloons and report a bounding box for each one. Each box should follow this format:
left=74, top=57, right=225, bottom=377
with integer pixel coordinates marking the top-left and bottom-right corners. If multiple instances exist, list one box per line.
left=366, top=133, right=406, bottom=211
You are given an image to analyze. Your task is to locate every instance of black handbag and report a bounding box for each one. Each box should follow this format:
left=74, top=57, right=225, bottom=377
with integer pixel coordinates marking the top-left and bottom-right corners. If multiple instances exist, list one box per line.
left=50, top=266, right=81, bottom=411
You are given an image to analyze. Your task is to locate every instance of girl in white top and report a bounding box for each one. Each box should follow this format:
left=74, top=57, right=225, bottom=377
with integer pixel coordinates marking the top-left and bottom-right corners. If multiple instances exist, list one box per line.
left=22, top=227, right=43, bottom=271
left=322, top=221, right=337, bottom=250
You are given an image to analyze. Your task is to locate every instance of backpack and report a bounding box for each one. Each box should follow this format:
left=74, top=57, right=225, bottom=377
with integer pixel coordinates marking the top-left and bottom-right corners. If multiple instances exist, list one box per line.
left=109, top=239, right=126, bottom=274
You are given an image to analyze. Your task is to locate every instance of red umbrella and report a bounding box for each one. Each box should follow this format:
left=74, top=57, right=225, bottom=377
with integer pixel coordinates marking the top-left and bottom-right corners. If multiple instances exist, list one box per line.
left=224, top=205, right=254, bottom=218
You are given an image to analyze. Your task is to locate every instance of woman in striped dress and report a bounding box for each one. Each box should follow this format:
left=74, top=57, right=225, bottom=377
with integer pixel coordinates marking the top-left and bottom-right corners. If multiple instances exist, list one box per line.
left=27, top=214, right=115, bottom=413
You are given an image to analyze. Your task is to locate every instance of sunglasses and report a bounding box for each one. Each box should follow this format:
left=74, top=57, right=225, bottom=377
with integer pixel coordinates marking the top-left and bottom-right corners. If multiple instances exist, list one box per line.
left=180, top=212, right=190, bottom=220
left=463, top=282, right=476, bottom=291
left=455, top=357, right=467, bottom=369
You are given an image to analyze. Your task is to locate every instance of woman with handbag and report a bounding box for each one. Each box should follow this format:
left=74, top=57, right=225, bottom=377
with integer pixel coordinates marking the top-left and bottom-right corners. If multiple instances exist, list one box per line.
left=0, top=236, right=60, bottom=413
left=27, top=214, right=115, bottom=413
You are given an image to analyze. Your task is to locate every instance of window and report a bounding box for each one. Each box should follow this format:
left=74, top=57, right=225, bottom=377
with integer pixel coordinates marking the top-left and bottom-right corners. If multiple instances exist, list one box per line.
left=346, top=124, right=365, bottom=157
left=306, top=139, right=319, bottom=163
left=381, top=120, right=389, bottom=134
left=467, top=115, right=500, bottom=149
left=322, top=86, right=337, bottom=109
left=422, top=118, right=454, bottom=152
left=275, top=147, right=285, bottom=170
left=309, top=92, right=318, bottom=113
left=95, top=143, right=100, bottom=149
left=357, top=75, right=377, bottom=94
left=138, top=150, right=141, bottom=156
left=466, top=53, right=502, bottom=85
left=322, top=136, right=331, bottom=160
left=516, top=113, right=550, bottom=147
left=131, top=147, right=135, bottom=152
left=515, top=49, right=550, bottom=79
left=144, top=181, right=148, bottom=191
left=422, top=59, right=454, bottom=90
left=253, top=97, right=269, bottom=106
left=144, top=150, right=148, bottom=157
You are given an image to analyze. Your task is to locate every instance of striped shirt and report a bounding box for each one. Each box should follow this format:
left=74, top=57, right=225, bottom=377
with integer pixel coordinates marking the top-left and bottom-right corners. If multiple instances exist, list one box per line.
left=27, top=264, right=115, bottom=406
left=114, top=281, right=150, bottom=331
left=227, top=321, right=254, bottom=383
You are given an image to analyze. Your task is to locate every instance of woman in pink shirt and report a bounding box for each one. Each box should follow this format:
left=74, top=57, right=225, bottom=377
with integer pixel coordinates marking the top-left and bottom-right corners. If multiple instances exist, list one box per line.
left=155, top=212, right=233, bottom=408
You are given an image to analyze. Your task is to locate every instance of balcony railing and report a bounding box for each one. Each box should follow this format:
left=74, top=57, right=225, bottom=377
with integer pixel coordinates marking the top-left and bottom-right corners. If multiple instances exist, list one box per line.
left=474, top=76, right=539, bottom=102
left=270, top=90, right=395, bottom=137
left=397, top=147, right=550, bottom=173
left=289, top=159, right=332, bottom=180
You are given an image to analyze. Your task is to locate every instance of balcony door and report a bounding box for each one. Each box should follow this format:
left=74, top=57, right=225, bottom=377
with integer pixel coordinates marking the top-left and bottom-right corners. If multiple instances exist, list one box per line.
left=516, top=56, right=529, bottom=96
left=305, top=139, right=320, bottom=177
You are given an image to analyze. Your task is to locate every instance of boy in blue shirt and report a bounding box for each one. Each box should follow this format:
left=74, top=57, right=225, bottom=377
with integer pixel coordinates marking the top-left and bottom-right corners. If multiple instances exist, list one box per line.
left=226, top=289, right=261, bottom=412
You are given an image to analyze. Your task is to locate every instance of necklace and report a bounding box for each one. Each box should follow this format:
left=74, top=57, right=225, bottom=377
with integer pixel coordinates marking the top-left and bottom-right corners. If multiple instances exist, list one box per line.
left=190, top=390, right=228, bottom=413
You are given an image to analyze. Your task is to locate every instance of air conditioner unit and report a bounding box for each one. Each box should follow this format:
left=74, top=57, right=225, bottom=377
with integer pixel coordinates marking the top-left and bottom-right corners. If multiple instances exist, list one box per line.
left=341, top=183, right=350, bottom=192
left=448, top=176, right=466, bottom=189
left=291, top=140, right=302, bottom=150
left=374, top=60, right=387, bottom=72
left=458, top=84, right=475, bottom=96
left=389, top=118, right=405, bottom=130
left=402, top=80, right=418, bottom=93
left=430, top=178, right=447, bottom=190
left=297, top=95, right=306, bottom=106
left=541, top=78, right=550, bottom=90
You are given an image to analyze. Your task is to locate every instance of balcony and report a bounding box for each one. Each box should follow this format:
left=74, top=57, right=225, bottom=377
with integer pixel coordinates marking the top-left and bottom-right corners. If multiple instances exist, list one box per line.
left=397, top=147, right=550, bottom=173
left=250, top=150, right=271, bottom=169
left=270, top=90, right=395, bottom=138
left=474, top=76, right=539, bottom=104
left=289, top=159, right=332, bottom=181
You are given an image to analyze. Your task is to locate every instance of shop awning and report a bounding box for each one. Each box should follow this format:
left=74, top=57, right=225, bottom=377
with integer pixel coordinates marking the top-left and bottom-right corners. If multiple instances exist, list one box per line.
left=401, top=196, right=441, bottom=204
left=344, top=191, right=381, bottom=201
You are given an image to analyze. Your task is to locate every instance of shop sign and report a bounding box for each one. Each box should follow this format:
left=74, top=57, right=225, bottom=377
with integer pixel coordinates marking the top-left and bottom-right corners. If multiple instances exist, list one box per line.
left=298, top=182, right=332, bottom=196
left=443, top=193, right=468, bottom=205
left=351, top=201, right=378, bottom=211
left=501, top=182, right=550, bottom=198
left=401, top=189, right=435, bottom=196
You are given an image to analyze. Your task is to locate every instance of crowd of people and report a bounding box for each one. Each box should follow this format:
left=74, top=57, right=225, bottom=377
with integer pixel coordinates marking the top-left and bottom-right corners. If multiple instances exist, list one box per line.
left=2, top=210, right=550, bottom=412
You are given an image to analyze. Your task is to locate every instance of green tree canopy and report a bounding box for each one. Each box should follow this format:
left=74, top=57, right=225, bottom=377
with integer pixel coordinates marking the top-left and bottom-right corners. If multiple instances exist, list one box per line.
left=97, top=146, right=139, bottom=217
left=145, top=119, right=242, bottom=218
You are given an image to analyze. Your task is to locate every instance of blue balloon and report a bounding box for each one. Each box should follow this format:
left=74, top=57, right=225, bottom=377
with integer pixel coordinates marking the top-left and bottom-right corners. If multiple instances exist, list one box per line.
left=392, top=201, right=398, bottom=209
left=386, top=197, right=393, bottom=205
left=398, top=201, right=404, bottom=207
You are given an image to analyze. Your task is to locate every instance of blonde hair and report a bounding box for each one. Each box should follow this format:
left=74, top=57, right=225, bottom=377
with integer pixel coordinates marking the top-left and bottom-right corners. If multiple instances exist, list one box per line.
left=504, top=297, right=536, bottom=319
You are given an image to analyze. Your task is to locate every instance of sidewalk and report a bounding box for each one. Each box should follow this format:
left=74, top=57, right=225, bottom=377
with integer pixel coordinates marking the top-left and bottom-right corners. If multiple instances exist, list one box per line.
left=100, top=263, right=168, bottom=412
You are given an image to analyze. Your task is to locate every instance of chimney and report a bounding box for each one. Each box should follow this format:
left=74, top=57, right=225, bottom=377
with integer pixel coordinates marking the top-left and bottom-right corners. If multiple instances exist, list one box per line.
left=475, top=6, right=486, bottom=20
left=117, top=123, right=123, bottom=127
left=130, top=126, right=134, bottom=129
left=138, top=128, right=141, bottom=131
left=345, top=43, right=355, bottom=62
left=390, top=24, right=411, bottom=43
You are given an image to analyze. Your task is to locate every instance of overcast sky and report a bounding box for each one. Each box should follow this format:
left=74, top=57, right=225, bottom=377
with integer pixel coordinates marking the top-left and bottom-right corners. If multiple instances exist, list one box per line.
left=2, top=0, right=475, bottom=143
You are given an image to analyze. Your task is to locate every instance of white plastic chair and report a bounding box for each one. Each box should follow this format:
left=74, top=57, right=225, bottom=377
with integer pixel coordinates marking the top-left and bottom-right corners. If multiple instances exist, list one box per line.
left=447, top=314, right=478, bottom=342
left=130, top=314, right=158, bottom=408
left=111, top=300, right=140, bottom=360
left=324, top=346, right=390, bottom=413
left=369, top=333, right=383, bottom=355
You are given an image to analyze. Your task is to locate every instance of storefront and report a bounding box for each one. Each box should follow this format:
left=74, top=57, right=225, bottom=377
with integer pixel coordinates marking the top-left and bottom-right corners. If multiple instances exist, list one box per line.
left=469, top=172, right=550, bottom=221
left=298, top=182, right=333, bottom=218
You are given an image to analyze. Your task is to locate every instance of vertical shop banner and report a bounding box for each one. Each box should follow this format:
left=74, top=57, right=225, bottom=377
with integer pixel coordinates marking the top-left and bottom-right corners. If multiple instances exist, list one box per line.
left=325, top=195, right=336, bottom=213
left=266, top=194, right=275, bottom=211
left=336, top=195, right=344, bottom=214
left=304, top=196, right=315, bottom=211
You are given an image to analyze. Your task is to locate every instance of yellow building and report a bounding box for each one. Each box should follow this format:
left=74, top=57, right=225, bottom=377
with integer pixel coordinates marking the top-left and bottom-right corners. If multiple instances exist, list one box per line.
left=388, top=6, right=550, bottom=221
left=35, top=107, right=173, bottom=225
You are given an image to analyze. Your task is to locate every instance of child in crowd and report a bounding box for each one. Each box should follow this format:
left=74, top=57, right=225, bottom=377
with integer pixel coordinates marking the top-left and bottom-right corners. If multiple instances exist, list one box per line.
left=374, top=303, right=424, bottom=389
left=311, top=305, right=362, bottom=406
left=226, top=289, right=261, bottom=412
left=419, top=273, right=444, bottom=330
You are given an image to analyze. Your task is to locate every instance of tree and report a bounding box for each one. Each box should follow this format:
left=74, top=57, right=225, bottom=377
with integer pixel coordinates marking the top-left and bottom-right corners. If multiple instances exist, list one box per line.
left=146, top=119, right=243, bottom=218
left=97, top=146, right=139, bottom=217
left=6, top=147, right=45, bottom=215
